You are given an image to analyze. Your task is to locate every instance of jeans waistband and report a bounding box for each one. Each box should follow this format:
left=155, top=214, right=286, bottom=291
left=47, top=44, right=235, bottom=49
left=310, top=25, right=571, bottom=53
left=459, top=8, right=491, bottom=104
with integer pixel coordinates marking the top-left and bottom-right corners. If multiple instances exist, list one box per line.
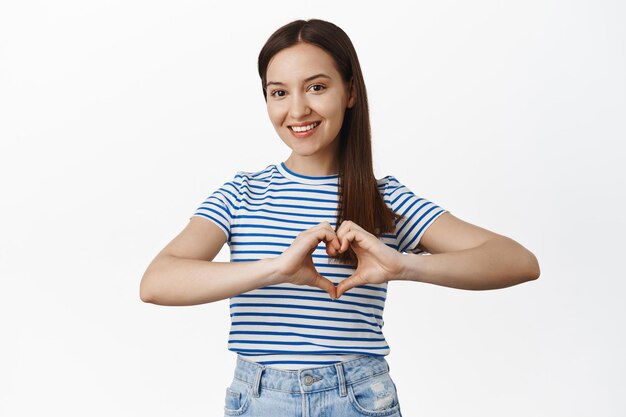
left=233, top=354, right=390, bottom=396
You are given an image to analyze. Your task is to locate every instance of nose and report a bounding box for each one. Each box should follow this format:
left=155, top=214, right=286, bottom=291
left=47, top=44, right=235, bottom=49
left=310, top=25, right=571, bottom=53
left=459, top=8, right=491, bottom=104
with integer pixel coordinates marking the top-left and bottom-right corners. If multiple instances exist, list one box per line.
left=288, top=92, right=311, bottom=119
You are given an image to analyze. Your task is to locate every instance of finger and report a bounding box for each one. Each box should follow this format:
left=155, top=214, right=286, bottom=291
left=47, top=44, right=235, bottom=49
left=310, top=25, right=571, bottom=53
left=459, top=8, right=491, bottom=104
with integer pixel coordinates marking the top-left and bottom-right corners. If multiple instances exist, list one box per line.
left=316, top=224, right=337, bottom=243
left=301, top=227, right=335, bottom=254
left=315, top=227, right=342, bottom=253
left=335, top=274, right=361, bottom=298
left=320, top=222, right=341, bottom=250
left=320, top=226, right=341, bottom=253
left=335, top=219, right=351, bottom=240
left=327, top=224, right=341, bottom=251
left=340, top=230, right=357, bottom=252
left=336, top=220, right=366, bottom=237
left=337, top=220, right=375, bottom=252
left=336, top=220, right=361, bottom=251
left=318, top=221, right=337, bottom=236
left=336, top=222, right=350, bottom=252
left=313, top=274, right=337, bottom=299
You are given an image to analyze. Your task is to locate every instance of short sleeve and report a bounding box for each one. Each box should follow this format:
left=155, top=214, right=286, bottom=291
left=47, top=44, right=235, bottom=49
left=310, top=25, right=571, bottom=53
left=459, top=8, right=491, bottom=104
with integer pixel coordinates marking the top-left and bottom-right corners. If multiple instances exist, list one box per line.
left=190, top=172, right=243, bottom=243
left=385, top=176, right=448, bottom=255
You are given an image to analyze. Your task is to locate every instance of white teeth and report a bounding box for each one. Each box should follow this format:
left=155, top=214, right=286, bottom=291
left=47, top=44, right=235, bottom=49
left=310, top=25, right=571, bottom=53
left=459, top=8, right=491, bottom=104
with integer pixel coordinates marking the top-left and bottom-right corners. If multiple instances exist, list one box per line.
left=291, top=122, right=319, bottom=132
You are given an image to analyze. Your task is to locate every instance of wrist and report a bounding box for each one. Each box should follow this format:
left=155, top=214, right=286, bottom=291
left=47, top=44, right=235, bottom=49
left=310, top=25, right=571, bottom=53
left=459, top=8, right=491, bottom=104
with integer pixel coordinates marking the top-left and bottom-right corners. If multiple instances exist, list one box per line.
left=395, top=252, right=423, bottom=282
left=261, top=257, right=285, bottom=285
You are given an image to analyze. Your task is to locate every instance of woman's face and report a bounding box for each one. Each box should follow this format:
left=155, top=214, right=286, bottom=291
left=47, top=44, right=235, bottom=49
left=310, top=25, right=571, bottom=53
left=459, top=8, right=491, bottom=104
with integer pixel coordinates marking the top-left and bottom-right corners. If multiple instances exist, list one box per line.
left=265, top=42, right=355, bottom=169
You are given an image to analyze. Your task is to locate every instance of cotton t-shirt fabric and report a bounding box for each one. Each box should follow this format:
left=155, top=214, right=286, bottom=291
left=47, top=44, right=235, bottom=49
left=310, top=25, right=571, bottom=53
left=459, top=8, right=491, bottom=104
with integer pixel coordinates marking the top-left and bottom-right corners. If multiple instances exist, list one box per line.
left=190, top=162, right=447, bottom=370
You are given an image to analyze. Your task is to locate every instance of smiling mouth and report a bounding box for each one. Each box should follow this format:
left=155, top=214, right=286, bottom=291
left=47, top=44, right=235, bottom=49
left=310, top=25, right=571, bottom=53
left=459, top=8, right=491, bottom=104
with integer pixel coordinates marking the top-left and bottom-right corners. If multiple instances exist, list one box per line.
left=288, top=121, right=321, bottom=132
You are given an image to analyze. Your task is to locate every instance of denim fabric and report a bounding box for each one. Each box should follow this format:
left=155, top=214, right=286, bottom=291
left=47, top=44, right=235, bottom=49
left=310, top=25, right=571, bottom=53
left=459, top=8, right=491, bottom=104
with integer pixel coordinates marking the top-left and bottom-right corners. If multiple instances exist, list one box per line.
left=223, top=354, right=403, bottom=417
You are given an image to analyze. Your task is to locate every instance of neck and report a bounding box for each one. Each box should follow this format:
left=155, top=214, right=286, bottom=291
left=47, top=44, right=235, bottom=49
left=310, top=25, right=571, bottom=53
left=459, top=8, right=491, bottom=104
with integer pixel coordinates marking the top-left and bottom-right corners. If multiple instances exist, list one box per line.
left=283, top=156, right=339, bottom=176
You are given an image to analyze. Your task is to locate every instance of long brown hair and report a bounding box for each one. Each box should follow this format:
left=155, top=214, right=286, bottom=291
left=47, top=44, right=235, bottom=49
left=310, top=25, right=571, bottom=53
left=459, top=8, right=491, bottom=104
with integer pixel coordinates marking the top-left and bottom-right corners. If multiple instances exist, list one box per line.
left=258, top=19, right=403, bottom=266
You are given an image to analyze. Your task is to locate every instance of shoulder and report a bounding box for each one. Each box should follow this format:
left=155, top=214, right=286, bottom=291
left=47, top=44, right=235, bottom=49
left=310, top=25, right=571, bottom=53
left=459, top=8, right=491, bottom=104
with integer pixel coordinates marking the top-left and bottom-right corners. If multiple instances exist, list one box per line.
left=376, top=175, right=411, bottom=202
left=227, top=164, right=277, bottom=189
left=376, top=174, right=406, bottom=188
left=376, top=175, right=395, bottom=192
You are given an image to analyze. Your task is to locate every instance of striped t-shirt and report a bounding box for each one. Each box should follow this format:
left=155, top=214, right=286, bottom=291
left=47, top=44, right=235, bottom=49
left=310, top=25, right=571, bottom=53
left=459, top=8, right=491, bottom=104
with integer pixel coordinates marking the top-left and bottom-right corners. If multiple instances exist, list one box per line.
left=191, top=162, right=447, bottom=369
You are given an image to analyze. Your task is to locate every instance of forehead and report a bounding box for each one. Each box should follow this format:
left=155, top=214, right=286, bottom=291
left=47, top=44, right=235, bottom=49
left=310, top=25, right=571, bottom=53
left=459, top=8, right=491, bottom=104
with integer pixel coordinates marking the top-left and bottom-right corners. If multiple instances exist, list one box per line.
left=266, top=43, right=340, bottom=82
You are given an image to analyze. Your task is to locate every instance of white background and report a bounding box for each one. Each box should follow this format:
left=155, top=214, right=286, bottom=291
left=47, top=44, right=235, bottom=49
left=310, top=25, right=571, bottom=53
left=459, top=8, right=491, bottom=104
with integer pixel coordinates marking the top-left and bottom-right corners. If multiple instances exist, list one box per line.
left=1, top=1, right=625, bottom=416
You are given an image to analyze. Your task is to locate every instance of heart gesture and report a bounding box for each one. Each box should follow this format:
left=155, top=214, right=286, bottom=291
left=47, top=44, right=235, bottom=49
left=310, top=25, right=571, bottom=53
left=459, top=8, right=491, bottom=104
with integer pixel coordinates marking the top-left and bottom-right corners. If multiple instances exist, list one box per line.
left=332, top=220, right=404, bottom=298
left=273, top=220, right=405, bottom=300
left=273, top=221, right=342, bottom=299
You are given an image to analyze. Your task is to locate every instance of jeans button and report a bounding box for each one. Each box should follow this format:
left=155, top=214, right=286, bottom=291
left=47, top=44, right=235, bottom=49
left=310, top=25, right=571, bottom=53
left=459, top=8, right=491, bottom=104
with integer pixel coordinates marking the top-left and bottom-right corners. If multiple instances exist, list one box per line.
left=303, top=375, right=314, bottom=386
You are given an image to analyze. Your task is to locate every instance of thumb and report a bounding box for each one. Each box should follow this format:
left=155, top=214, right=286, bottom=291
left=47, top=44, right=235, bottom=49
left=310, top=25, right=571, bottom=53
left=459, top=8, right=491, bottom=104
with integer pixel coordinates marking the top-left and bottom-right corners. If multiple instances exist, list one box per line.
left=313, top=274, right=337, bottom=300
left=336, top=274, right=360, bottom=299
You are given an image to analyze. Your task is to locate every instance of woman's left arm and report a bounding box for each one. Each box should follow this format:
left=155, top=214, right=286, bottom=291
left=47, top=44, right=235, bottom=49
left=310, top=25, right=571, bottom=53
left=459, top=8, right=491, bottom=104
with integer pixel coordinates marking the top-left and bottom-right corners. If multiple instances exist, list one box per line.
left=396, top=212, right=541, bottom=290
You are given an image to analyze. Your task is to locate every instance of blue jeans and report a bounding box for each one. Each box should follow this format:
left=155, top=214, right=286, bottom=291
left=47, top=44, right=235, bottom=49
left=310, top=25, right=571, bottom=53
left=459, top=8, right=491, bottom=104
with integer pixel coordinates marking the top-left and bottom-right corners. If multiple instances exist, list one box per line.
left=223, top=354, right=404, bottom=416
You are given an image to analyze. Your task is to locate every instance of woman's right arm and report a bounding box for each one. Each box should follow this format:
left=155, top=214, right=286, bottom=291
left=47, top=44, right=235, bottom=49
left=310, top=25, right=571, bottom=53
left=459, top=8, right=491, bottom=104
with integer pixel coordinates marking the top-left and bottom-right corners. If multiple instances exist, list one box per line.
left=139, top=217, right=283, bottom=306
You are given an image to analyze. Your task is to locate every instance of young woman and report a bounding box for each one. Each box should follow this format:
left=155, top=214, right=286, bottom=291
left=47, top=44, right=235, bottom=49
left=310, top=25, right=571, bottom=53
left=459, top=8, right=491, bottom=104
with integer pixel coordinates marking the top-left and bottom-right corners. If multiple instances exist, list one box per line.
left=140, top=18, right=540, bottom=417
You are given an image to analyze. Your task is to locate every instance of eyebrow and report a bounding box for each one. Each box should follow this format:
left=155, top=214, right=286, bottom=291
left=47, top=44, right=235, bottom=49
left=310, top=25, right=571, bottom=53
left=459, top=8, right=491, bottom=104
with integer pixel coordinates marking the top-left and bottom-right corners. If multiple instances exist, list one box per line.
left=265, top=73, right=332, bottom=88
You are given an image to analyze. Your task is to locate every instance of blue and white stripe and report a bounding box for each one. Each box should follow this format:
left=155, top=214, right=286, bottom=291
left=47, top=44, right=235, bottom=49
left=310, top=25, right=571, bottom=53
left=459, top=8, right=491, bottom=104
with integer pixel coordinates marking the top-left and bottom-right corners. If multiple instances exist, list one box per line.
left=192, top=162, right=447, bottom=369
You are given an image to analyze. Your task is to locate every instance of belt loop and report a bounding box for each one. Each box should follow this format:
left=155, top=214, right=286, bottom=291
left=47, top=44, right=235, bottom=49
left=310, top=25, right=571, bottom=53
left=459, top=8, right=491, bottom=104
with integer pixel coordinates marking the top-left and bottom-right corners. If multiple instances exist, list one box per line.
left=252, top=365, right=265, bottom=397
left=334, top=362, right=347, bottom=397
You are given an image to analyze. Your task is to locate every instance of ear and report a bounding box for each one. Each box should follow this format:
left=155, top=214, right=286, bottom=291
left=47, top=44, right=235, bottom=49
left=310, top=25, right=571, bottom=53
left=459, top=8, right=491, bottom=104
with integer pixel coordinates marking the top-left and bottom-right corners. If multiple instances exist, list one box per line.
left=347, top=77, right=356, bottom=108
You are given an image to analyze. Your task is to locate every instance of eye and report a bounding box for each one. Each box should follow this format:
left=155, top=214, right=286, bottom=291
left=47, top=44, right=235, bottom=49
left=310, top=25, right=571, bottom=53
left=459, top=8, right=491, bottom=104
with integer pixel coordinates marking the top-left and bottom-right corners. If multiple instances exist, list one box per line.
left=309, top=84, right=326, bottom=92
left=270, top=89, right=286, bottom=98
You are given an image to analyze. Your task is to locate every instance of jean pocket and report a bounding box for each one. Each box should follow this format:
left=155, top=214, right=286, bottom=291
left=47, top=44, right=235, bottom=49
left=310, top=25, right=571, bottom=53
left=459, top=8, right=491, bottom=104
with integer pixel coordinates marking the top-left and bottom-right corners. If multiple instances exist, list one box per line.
left=223, top=378, right=252, bottom=416
left=347, top=371, right=401, bottom=416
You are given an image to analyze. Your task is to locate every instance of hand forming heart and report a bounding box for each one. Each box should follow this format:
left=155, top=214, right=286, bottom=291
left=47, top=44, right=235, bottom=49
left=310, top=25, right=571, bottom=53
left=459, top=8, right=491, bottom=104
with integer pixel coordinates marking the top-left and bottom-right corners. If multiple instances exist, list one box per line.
left=274, top=220, right=405, bottom=299
left=332, top=220, right=405, bottom=298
